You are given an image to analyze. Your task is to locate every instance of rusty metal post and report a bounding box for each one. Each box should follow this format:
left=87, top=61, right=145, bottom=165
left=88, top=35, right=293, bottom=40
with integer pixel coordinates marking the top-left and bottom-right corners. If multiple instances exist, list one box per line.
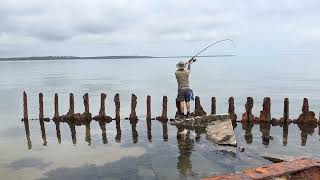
left=54, top=93, right=59, bottom=119
left=283, top=98, right=289, bottom=121
left=99, top=93, right=106, bottom=116
left=260, top=97, right=271, bottom=122
left=83, top=93, right=89, bottom=114
left=147, top=95, right=151, bottom=120
left=114, top=94, right=120, bottom=119
left=68, top=93, right=75, bottom=115
left=23, top=91, right=28, bottom=121
left=194, top=96, right=206, bottom=116
left=242, top=97, right=254, bottom=122
left=129, top=94, right=138, bottom=122
left=161, top=96, right=168, bottom=122
left=211, top=97, right=216, bottom=115
left=302, top=98, right=309, bottom=115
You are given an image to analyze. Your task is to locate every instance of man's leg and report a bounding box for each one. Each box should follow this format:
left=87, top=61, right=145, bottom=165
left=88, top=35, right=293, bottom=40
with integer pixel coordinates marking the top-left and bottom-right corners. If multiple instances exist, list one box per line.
left=186, top=101, right=190, bottom=114
left=180, top=101, right=185, bottom=114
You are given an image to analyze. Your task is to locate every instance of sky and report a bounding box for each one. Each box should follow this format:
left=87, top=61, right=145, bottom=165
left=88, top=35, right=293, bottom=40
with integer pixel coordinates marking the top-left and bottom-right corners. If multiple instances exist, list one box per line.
left=0, top=0, right=319, bottom=57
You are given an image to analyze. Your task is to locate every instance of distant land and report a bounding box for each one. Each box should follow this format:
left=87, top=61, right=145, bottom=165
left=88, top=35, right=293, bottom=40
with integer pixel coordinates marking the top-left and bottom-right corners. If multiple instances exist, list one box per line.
left=0, top=55, right=235, bottom=61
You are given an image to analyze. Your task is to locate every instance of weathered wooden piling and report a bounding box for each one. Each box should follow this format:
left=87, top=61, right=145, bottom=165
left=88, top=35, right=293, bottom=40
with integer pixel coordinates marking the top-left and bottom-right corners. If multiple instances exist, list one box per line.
left=283, top=98, right=289, bottom=120
left=242, top=97, right=254, bottom=122
left=54, top=93, right=59, bottom=119
left=93, top=93, right=112, bottom=123
left=99, top=93, right=106, bottom=116
left=194, top=96, right=206, bottom=116
left=160, top=96, right=168, bottom=122
left=228, top=97, right=237, bottom=121
left=114, top=93, right=120, bottom=119
left=129, top=94, right=138, bottom=123
left=39, top=93, right=47, bottom=146
left=211, top=97, right=216, bottom=115
left=39, top=93, right=44, bottom=120
left=297, top=98, right=317, bottom=124
left=23, top=91, right=28, bottom=121
left=259, top=97, right=271, bottom=122
left=83, top=93, right=90, bottom=114
left=69, top=93, right=75, bottom=115
left=147, top=95, right=151, bottom=120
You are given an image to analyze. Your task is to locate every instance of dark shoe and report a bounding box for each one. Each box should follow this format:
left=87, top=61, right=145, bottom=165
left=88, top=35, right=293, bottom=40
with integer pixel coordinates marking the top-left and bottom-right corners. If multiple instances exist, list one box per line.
left=186, top=112, right=190, bottom=117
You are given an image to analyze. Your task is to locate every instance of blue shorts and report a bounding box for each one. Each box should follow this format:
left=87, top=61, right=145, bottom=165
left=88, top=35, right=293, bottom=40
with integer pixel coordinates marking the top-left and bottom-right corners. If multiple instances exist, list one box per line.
left=177, top=88, right=190, bottom=102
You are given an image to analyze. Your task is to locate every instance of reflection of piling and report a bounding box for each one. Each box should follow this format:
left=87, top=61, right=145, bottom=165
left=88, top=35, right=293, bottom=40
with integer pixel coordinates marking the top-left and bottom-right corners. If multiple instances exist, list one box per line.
left=211, top=97, right=216, bottom=115
left=99, top=121, right=108, bottom=144
left=39, top=93, right=47, bottom=146
left=162, top=123, right=168, bottom=141
left=259, top=97, right=271, bottom=122
left=131, top=122, right=138, bottom=144
left=242, top=97, right=254, bottom=122
left=283, top=123, right=288, bottom=146
left=194, top=96, right=206, bottom=116
left=69, top=123, right=77, bottom=145
left=129, top=94, right=138, bottom=123
left=85, top=124, right=91, bottom=146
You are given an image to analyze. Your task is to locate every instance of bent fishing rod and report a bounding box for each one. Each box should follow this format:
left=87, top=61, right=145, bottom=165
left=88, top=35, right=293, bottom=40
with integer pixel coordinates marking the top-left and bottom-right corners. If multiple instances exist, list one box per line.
left=187, top=39, right=235, bottom=64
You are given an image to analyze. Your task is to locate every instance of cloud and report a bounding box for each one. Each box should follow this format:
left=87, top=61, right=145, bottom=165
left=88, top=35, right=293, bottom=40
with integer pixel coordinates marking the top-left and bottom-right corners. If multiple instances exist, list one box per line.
left=0, top=0, right=319, bottom=57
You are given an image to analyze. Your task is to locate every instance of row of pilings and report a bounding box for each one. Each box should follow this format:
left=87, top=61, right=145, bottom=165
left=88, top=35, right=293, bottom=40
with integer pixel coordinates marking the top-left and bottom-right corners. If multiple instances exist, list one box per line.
left=22, top=92, right=320, bottom=126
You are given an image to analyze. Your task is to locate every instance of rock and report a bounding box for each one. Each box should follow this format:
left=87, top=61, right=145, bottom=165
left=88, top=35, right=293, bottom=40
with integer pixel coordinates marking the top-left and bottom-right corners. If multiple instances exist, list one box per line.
left=239, top=145, right=245, bottom=152
left=173, top=114, right=230, bottom=128
left=206, top=119, right=237, bottom=147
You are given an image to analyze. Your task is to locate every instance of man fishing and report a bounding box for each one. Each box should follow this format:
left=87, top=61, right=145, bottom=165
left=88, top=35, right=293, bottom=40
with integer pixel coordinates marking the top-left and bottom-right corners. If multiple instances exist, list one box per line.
left=175, top=60, right=193, bottom=117
left=175, top=39, right=234, bottom=118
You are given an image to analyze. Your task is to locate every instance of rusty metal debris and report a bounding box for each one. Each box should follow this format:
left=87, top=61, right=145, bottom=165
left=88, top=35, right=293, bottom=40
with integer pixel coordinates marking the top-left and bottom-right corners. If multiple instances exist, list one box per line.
left=203, top=158, right=320, bottom=180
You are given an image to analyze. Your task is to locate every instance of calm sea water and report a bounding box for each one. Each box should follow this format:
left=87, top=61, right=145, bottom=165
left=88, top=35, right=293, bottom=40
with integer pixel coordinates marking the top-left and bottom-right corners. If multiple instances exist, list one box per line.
left=0, top=56, right=319, bottom=179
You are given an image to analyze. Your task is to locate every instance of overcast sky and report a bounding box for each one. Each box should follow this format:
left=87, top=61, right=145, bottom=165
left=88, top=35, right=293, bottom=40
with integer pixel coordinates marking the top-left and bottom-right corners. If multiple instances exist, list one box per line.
left=0, top=0, right=319, bottom=57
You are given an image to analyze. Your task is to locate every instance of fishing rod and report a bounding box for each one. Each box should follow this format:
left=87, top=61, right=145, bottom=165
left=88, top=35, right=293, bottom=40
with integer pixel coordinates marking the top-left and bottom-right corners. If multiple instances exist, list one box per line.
left=187, top=39, right=235, bottom=64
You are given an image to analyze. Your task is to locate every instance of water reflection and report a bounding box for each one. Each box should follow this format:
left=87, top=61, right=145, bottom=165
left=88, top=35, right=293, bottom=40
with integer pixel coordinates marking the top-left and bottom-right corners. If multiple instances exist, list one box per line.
left=177, top=127, right=194, bottom=177
left=24, top=119, right=319, bottom=150
left=297, top=123, right=317, bottom=146
left=241, top=121, right=254, bottom=144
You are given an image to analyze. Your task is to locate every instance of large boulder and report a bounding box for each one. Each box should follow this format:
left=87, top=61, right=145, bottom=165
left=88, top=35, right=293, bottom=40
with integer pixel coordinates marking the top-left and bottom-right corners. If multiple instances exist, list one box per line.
left=206, top=119, right=237, bottom=147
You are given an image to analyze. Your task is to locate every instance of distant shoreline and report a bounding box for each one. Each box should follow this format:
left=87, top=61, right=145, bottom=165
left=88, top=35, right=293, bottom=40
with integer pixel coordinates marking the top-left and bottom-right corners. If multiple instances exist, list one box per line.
left=0, top=55, right=235, bottom=61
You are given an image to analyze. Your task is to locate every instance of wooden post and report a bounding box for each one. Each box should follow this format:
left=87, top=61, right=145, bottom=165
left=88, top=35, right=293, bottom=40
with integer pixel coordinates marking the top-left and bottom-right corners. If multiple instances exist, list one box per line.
left=228, top=97, right=235, bottom=115
left=283, top=98, right=289, bottom=121
left=194, top=96, right=206, bottom=116
left=147, top=95, right=151, bottom=120
left=39, top=93, right=47, bottom=146
left=129, top=94, right=137, bottom=123
left=99, top=93, right=106, bottom=116
left=211, top=97, right=216, bottom=115
left=39, top=93, right=44, bottom=120
left=54, top=93, right=59, bottom=119
left=83, top=93, right=89, bottom=114
left=23, top=91, right=28, bottom=121
left=161, top=96, right=168, bottom=122
left=114, top=94, right=120, bottom=119
left=68, top=93, right=75, bottom=115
